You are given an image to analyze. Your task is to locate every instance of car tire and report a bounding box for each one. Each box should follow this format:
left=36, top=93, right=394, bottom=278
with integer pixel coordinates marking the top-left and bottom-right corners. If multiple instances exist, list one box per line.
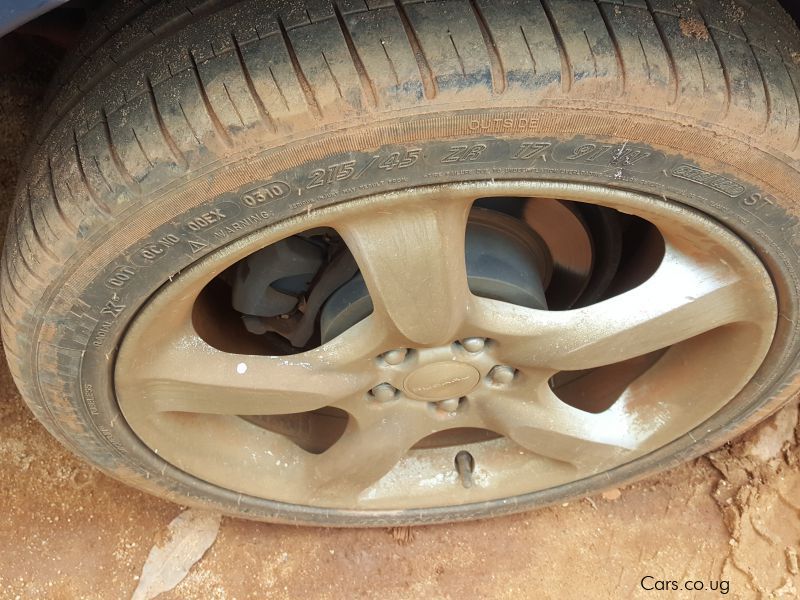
left=3, top=0, right=800, bottom=525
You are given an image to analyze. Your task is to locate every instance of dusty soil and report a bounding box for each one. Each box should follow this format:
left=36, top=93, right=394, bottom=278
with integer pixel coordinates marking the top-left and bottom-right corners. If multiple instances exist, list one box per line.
left=678, top=17, right=710, bottom=41
left=1, top=35, right=800, bottom=600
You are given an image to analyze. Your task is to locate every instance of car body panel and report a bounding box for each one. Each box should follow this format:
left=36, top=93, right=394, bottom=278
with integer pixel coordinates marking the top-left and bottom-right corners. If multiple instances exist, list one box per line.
left=0, top=0, right=69, bottom=38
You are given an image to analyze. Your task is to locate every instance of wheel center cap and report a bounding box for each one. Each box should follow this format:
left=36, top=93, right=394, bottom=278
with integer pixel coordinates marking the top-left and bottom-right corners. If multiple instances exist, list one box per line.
left=403, top=361, right=481, bottom=400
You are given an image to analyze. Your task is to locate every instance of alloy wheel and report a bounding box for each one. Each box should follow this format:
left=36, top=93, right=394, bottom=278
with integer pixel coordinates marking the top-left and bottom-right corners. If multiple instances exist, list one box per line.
left=116, top=182, right=776, bottom=510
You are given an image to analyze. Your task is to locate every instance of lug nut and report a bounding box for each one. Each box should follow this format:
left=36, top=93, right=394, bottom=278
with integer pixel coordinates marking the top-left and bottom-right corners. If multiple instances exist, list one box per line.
left=437, top=398, right=461, bottom=413
left=370, top=383, right=397, bottom=402
left=382, top=348, right=408, bottom=366
left=461, top=337, right=485, bottom=353
left=489, top=365, right=516, bottom=385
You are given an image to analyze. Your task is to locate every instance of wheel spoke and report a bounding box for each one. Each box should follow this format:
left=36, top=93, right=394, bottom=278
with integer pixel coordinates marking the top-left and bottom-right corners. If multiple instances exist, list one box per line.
left=475, top=382, right=641, bottom=471
left=612, top=322, right=770, bottom=449
left=116, top=327, right=369, bottom=416
left=473, top=242, right=761, bottom=371
left=308, top=406, right=432, bottom=497
left=334, top=197, right=472, bottom=346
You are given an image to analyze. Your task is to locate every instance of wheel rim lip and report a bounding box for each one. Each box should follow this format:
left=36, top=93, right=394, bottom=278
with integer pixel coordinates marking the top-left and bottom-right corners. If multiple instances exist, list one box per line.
left=114, top=180, right=778, bottom=510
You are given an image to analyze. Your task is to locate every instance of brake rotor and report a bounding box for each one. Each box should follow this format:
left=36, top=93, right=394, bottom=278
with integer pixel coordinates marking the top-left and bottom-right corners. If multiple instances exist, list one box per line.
left=523, top=198, right=594, bottom=309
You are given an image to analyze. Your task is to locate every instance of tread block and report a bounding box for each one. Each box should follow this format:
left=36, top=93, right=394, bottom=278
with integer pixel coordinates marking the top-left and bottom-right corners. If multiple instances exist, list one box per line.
left=708, top=25, right=770, bottom=134
left=401, top=0, right=493, bottom=98
left=73, top=123, right=137, bottom=206
left=471, top=0, right=563, bottom=93
left=282, top=16, right=370, bottom=115
left=339, top=6, right=427, bottom=106
left=542, top=0, right=623, bottom=96
left=237, top=32, right=325, bottom=127
left=194, top=50, right=268, bottom=133
left=645, top=5, right=729, bottom=123
left=599, top=2, right=675, bottom=105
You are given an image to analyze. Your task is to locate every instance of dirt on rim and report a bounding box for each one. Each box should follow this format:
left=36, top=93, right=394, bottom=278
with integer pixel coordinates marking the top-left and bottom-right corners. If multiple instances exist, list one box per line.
left=1, top=35, right=799, bottom=600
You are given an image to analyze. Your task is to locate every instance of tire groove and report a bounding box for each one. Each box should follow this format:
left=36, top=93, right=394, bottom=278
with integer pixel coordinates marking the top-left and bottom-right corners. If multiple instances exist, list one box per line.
left=0, top=279, right=22, bottom=323
left=188, top=52, right=234, bottom=147
left=145, top=77, right=191, bottom=167
left=468, top=0, right=506, bottom=95
left=583, top=31, right=599, bottom=77
left=268, top=66, right=291, bottom=112
left=742, top=27, right=772, bottom=133
left=0, top=336, right=23, bottom=364
left=231, top=34, right=278, bottom=133
left=782, top=61, right=800, bottom=151
left=10, top=245, right=38, bottom=296
left=696, top=7, right=731, bottom=119
left=131, top=127, right=154, bottom=168
left=694, top=48, right=708, bottom=93
left=0, top=293, right=18, bottom=337
left=26, top=187, right=59, bottom=262
left=13, top=222, right=46, bottom=286
left=644, top=0, right=679, bottom=105
left=448, top=34, right=466, bottom=77
left=277, top=16, right=324, bottom=120
left=320, top=50, right=345, bottom=99
left=100, top=109, right=142, bottom=191
left=31, top=184, right=58, bottom=241
left=177, top=101, right=203, bottom=147
left=221, top=82, right=246, bottom=127
left=333, top=2, right=379, bottom=109
left=7, top=249, right=35, bottom=298
left=393, top=0, right=436, bottom=100
left=594, top=1, right=625, bottom=95
left=47, top=158, right=80, bottom=234
left=89, top=156, right=114, bottom=194
left=73, top=131, right=112, bottom=215
left=2, top=249, right=33, bottom=309
left=539, top=0, right=572, bottom=93
left=519, top=26, right=537, bottom=76
left=638, top=35, right=651, bottom=83
left=379, top=37, right=401, bottom=86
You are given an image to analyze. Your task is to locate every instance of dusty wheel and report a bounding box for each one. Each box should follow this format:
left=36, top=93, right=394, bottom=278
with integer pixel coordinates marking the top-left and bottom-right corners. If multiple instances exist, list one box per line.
left=3, top=0, right=800, bottom=525
left=115, top=182, right=777, bottom=510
